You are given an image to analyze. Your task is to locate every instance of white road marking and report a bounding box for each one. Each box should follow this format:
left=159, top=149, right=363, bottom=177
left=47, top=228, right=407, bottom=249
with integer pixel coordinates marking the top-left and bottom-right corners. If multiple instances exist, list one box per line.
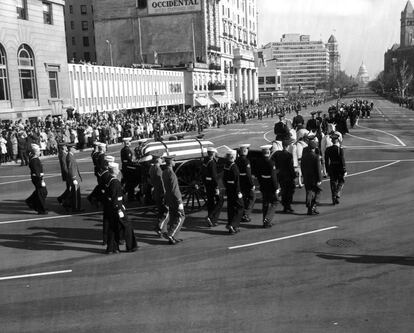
left=228, top=226, right=338, bottom=250
left=0, top=270, right=72, bottom=281
left=347, top=159, right=414, bottom=163
left=346, top=133, right=400, bottom=147
left=263, top=130, right=273, bottom=142
left=343, top=145, right=414, bottom=150
left=344, top=161, right=400, bottom=178
left=356, top=124, right=406, bottom=147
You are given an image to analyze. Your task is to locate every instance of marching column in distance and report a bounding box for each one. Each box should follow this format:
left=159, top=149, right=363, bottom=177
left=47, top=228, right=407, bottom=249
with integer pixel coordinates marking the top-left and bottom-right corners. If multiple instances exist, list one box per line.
left=223, top=149, right=244, bottom=234
left=256, top=145, right=279, bottom=228
left=25, top=144, right=48, bottom=215
left=324, top=133, right=347, bottom=205
left=235, top=144, right=256, bottom=222
left=57, top=142, right=70, bottom=207
left=301, top=140, right=322, bottom=215
left=105, top=162, right=138, bottom=254
left=66, top=143, right=82, bottom=212
left=273, top=139, right=296, bottom=213
left=201, top=147, right=223, bottom=227
left=162, top=155, right=185, bottom=245
left=149, top=155, right=169, bottom=236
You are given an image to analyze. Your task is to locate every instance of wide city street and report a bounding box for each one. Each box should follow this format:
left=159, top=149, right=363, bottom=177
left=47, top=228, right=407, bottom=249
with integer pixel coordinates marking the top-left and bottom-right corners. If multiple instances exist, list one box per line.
left=1, top=92, right=413, bottom=332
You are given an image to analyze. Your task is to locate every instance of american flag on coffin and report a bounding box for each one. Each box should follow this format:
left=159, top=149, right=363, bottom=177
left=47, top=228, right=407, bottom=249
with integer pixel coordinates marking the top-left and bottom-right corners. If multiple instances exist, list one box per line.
left=141, top=139, right=215, bottom=162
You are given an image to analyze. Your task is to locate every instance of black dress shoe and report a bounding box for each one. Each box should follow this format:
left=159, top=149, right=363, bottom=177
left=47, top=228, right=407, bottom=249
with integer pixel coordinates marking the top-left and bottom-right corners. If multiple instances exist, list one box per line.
left=167, top=235, right=176, bottom=245
left=37, top=210, right=48, bottom=215
left=127, top=247, right=139, bottom=252
left=206, top=217, right=213, bottom=227
left=228, top=226, right=236, bottom=234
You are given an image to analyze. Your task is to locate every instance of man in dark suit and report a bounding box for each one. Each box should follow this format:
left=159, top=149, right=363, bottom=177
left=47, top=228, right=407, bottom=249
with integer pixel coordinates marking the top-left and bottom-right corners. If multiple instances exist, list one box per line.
left=57, top=143, right=69, bottom=206
left=301, top=140, right=322, bottom=215
left=325, top=133, right=347, bottom=205
left=273, top=112, right=291, bottom=141
left=66, top=143, right=82, bottom=212
left=292, top=109, right=304, bottom=130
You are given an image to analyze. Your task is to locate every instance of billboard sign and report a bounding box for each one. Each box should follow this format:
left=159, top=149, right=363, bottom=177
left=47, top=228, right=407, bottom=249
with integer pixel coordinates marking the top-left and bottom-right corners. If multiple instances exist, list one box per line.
left=148, top=0, right=201, bottom=15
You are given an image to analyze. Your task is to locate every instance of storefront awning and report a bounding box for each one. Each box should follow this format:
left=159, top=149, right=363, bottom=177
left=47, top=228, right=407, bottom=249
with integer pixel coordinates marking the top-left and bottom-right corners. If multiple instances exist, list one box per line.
left=195, top=97, right=211, bottom=106
left=210, top=95, right=229, bottom=105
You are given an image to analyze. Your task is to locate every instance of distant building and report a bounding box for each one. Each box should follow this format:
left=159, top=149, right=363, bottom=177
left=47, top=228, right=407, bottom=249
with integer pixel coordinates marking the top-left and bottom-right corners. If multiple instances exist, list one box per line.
left=384, top=1, right=414, bottom=74
left=0, top=0, right=71, bottom=120
left=357, top=62, right=370, bottom=87
left=93, top=0, right=259, bottom=106
left=257, top=59, right=283, bottom=99
left=261, top=34, right=330, bottom=93
left=327, top=34, right=341, bottom=81
left=64, top=0, right=96, bottom=63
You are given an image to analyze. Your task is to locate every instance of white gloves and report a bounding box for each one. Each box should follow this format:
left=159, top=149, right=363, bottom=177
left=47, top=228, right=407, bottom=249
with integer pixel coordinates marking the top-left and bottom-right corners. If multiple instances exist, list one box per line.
left=41, top=181, right=46, bottom=187
left=215, top=188, right=220, bottom=196
left=118, top=210, right=124, bottom=218
left=178, top=203, right=184, bottom=210
left=276, top=189, right=281, bottom=196
left=252, top=186, right=255, bottom=191
left=73, top=180, right=78, bottom=186
left=237, top=192, right=243, bottom=199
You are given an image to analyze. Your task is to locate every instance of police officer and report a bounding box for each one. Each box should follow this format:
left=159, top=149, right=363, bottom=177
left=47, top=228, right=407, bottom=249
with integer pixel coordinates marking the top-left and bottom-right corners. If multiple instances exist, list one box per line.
left=105, top=162, right=138, bottom=254
left=273, top=138, right=296, bottom=213
left=57, top=142, right=70, bottom=207
left=301, top=140, right=322, bottom=215
left=66, top=143, right=82, bottom=212
left=223, top=149, right=244, bottom=234
left=235, top=144, right=255, bottom=222
left=256, top=145, right=279, bottom=228
left=149, top=154, right=169, bottom=236
left=25, top=144, right=48, bottom=215
left=162, top=155, right=185, bottom=245
left=201, top=147, right=223, bottom=227
left=325, top=133, right=347, bottom=205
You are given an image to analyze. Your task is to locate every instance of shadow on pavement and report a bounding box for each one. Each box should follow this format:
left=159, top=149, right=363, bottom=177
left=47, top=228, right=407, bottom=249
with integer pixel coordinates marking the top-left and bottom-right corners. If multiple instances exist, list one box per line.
left=316, top=252, right=414, bottom=266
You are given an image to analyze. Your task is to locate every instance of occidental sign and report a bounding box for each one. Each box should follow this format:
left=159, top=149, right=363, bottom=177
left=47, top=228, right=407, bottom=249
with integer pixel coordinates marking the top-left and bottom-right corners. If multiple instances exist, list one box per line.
left=148, top=0, right=201, bottom=15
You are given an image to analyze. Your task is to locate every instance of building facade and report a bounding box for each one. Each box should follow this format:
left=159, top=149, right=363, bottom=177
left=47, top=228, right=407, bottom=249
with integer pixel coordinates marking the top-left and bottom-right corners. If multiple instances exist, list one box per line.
left=257, top=59, right=283, bottom=99
left=93, top=0, right=259, bottom=106
left=327, top=34, right=340, bottom=81
left=64, top=0, right=96, bottom=63
left=68, top=64, right=185, bottom=113
left=261, top=34, right=330, bottom=93
left=0, top=0, right=71, bottom=120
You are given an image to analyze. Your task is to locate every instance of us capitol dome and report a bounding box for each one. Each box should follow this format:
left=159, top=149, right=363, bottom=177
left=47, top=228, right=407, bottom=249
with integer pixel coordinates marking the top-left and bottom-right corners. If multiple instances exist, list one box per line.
left=357, top=62, right=370, bottom=86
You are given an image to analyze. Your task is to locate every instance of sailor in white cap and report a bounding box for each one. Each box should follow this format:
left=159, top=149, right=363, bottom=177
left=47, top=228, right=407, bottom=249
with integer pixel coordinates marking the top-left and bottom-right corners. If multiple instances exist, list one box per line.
left=223, top=149, right=243, bottom=234
left=256, top=145, right=280, bottom=228
left=25, top=143, right=48, bottom=214
left=105, top=161, right=138, bottom=254
left=236, top=144, right=255, bottom=223
left=202, top=147, right=223, bottom=227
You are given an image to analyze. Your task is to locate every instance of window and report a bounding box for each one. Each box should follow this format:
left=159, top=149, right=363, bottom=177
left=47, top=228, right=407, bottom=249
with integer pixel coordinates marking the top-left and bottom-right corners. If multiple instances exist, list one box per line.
left=18, top=44, right=37, bottom=99
left=258, top=77, right=264, bottom=85
left=69, top=5, right=73, bottom=13
left=48, top=71, right=59, bottom=98
left=83, top=36, right=89, bottom=47
left=0, top=44, right=10, bottom=101
left=71, top=37, right=76, bottom=45
left=43, top=2, right=53, bottom=24
left=266, top=76, right=276, bottom=84
left=17, top=0, right=28, bottom=20
left=84, top=52, right=90, bottom=61
left=80, top=5, right=87, bottom=15
left=81, top=21, right=88, bottom=31
left=70, top=21, right=74, bottom=29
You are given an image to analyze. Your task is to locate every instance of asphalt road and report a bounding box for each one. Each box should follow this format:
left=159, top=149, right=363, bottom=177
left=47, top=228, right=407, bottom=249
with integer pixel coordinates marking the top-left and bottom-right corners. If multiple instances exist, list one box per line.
left=0, top=93, right=414, bottom=332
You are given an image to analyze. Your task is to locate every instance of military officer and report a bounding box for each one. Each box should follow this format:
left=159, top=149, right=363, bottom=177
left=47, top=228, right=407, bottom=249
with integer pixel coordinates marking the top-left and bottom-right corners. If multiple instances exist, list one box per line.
left=306, top=111, right=320, bottom=132
left=301, top=140, right=322, bottom=215
left=235, top=144, right=255, bottom=222
left=66, top=143, right=82, bottom=212
left=292, top=109, right=305, bottom=130
left=325, top=133, right=347, bottom=205
left=120, top=137, right=133, bottom=181
left=57, top=142, right=70, bottom=207
left=25, top=144, right=48, bottom=215
left=162, top=155, right=185, bottom=245
left=99, top=155, right=116, bottom=245
left=88, top=142, right=106, bottom=205
left=223, top=149, right=244, bottom=234
left=120, top=137, right=137, bottom=201
left=149, top=155, right=169, bottom=236
left=105, top=162, right=138, bottom=254
left=256, top=145, right=279, bottom=228
left=274, top=112, right=291, bottom=141
left=273, top=139, right=296, bottom=213
left=201, top=147, right=223, bottom=227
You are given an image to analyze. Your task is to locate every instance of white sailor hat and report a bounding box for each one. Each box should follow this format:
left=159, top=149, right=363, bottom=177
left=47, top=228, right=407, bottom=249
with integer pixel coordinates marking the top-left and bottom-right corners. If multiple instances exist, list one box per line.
left=260, top=144, right=272, bottom=151
left=104, top=155, right=116, bottom=163
left=96, top=142, right=106, bottom=148
left=225, top=149, right=237, bottom=157
left=239, top=144, right=251, bottom=149
left=137, top=138, right=149, bottom=144
left=139, top=155, right=153, bottom=163
left=31, top=143, right=40, bottom=151
left=108, top=162, right=119, bottom=170
left=207, top=147, right=218, bottom=153
left=122, top=137, right=132, bottom=143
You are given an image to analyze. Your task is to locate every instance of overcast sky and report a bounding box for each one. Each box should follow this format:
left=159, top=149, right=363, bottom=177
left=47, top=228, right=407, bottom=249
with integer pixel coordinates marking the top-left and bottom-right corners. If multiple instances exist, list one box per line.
left=257, top=0, right=409, bottom=78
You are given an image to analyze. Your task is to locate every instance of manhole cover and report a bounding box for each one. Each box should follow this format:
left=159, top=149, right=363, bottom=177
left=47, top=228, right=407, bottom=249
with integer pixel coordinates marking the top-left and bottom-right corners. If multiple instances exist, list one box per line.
left=326, top=239, right=356, bottom=248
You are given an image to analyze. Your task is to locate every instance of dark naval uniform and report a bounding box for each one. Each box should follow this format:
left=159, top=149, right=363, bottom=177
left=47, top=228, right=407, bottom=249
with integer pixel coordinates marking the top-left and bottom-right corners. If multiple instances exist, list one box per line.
left=256, top=156, right=279, bottom=227
left=57, top=147, right=69, bottom=206
left=273, top=149, right=296, bottom=212
left=100, top=168, right=113, bottom=245
left=121, top=145, right=136, bottom=200
left=292, top=113, right=305, bottom=130
left=88, top=150, right=106, bottom=204
left=105, top=176, right=138, bottom=253
left=325, top=144, right=346, bottom=204
left=66, top=151, right=82, bottom=212
left=201, top=156, right=223, bottom=226
left=149, top=162, right=169, bottom=234
left=235, top=155, right=255, bottom=221
left=274, top=121, right=290, bottom=141
left=26, top=156, right=48, bottom=214
left=223, top=160, right=243, bottom=233
left=301, top=146, right=322, bottom=215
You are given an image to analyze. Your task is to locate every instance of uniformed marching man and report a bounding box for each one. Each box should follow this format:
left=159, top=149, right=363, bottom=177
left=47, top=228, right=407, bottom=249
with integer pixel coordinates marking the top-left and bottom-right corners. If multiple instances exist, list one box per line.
left=292, top=109, right=305, bottom=130
left=57, top=142, right=70, bottom=207
left=274, top=112, right=291, bottom=141
left=66, top=143, right=82, bottom=212
left=100, top=155, right=116, bottom=245
left=301, top=140, right=322, bottom=215
left=223, top=149, right=244, bottom=234
left=149, top=154, right=169, bottom=236
left=201, top=147, right=223, bottom=227
left=120, top=137, right=137, bottom=201
left=235, top=144, right=255, bottom=222
left=256, top=145, right=279, bottom=228
left=105, top=161, right=138, bottom=254
left=25, top=144, right=48, bottom=215
left=324, top=133, right=347, bottom=205
left=306, top=111, right=320, bottom=132
left=87, top=142, right=107, bottom=205
left=120, top=137, right=133, bottom=181
left=162, top=155, right=185, bottom=245
left=273, top=138, right=296, bottom=213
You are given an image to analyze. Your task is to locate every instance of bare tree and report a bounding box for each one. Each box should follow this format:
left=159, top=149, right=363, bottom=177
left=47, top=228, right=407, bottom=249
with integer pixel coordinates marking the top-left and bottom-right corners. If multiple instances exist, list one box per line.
left=396, top=59, right=413, bottom=98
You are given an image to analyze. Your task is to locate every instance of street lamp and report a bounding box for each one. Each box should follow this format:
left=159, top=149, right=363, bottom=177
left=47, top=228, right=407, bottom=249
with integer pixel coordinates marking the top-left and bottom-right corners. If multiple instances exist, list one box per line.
left=105, top=40, right=113, bottom=67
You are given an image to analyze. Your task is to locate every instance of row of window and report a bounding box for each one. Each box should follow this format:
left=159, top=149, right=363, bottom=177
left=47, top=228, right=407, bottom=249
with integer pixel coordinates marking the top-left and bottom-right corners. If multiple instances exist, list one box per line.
left=0, top=44, right=59, bottom=102
left=258, top=76, right=281, bottom=85
left=17, top=0, right=53, bottom=25
left=67, top=4, right=94, bottom=15
left=71, top=36, right=95, bottom=47
left=69, top=20, right=92, bottom=31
